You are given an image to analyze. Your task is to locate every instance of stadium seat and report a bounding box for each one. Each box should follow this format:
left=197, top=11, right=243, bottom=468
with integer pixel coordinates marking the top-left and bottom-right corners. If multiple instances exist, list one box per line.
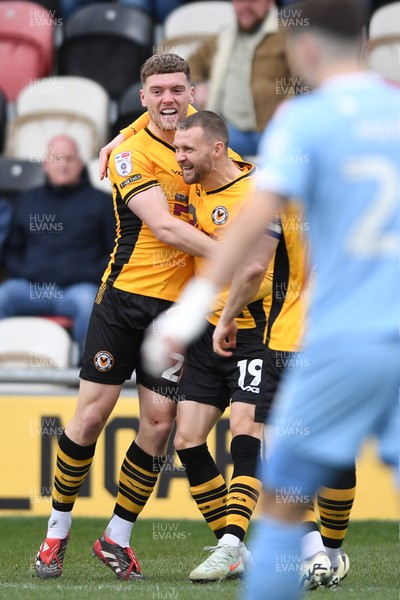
left=111, top=80, right=143, bottom=138
left=0, top=1, right=55, bottom=101
left=58, top=3, right=154, bottom=99
left=0, top=316, right=73, bottom=368
left=6, top=76, right=110, bottom=163
left=42, top=314, right=74, bottom=330
left=160, top=1, right=235, bottom=60
left=0, top=157, right=46, bottom=198
left=34, top=0, right=62, bottom=19
left=366, top=2, right=400, bottom=83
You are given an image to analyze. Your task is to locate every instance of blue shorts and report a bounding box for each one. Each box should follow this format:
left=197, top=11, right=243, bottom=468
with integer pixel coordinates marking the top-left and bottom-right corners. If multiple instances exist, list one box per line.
left=266, top=338, right=400, bottom=472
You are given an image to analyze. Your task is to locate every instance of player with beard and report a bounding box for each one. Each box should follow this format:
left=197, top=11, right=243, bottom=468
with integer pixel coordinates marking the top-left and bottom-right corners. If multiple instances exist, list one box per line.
left=171, top=111, right=275, bottom=582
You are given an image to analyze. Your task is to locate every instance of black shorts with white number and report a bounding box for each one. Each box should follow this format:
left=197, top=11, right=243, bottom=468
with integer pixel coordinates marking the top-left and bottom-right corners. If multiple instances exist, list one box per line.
left=255, top=346, right=295, bottom=423
left=80, top=284, right=182, bottom=396
left=176, top=321, right=266, bottom=413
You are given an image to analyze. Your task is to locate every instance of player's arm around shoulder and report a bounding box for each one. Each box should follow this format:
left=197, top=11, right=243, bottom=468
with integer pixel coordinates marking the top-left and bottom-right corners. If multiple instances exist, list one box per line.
left=127, top=186, right=216, bottom=258
left=108, top=143, right=216, bottom=258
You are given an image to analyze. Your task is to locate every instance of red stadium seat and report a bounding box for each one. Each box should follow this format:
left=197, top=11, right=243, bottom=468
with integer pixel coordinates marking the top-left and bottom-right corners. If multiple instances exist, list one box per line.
left=0, top=89, right=7, bottom=153
left=0, top=1, right=55, bottom=101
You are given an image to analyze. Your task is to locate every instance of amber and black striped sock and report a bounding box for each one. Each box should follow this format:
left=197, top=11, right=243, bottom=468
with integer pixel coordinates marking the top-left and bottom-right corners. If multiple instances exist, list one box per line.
left=177, top=443, right=227, bottom=539
left=52, top=431, right=96, bottom=511
left=225, top=434, right=262, bottom=542
left=318, top=465, right=356, bottom=552
left=113, top=441, right=163, bottom=522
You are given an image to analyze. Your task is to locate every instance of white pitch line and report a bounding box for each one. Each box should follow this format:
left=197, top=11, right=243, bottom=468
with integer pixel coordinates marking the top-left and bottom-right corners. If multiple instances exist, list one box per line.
left=0, top=582, right=133, bottom=591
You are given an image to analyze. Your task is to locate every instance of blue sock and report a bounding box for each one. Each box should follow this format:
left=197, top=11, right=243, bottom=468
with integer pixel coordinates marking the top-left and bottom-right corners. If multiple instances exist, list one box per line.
left=243, top=517, right=305, bottom=600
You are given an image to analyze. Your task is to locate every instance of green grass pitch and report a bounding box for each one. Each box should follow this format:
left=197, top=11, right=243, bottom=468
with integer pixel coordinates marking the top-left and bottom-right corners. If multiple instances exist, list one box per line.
left=0, top=518, right=398, bottom=599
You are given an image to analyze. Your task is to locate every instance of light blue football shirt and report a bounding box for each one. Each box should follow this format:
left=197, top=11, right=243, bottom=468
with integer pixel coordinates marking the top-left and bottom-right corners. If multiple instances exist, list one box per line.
left=257, top=72, right=400, bottom=343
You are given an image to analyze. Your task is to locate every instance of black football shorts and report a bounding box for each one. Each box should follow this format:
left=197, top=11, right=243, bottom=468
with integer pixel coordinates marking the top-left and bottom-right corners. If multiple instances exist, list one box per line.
left=255, top=346, right=297, bottom=422
left=80, top=284, right=182, bottom=397
left=176, top=322, right=267, bottom=413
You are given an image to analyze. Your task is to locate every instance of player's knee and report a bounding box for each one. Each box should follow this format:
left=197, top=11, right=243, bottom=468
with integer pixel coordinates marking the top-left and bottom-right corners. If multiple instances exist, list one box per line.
left=173, top=429, right=190, bottom=451
left=67, top=410, right=106, bottom=445
left=154, top=419, right=174, bottom=443
left=82, top=411, right=107, bottom=439
left=230, top=418, right=262, bottom=439
left=140, top=412, right=174, bottom=443
left=174, top=427, right=205, bottom=450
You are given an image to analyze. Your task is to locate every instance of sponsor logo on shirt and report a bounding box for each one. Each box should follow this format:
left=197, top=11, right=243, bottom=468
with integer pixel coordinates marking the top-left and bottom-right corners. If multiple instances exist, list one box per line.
left=114, top=151, right=132, bottom=176
left=120, top=174, right=142, bottom=189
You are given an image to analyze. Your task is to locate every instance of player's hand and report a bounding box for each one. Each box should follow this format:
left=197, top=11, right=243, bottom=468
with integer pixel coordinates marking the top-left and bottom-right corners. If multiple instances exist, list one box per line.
left=141, top=306, right=186, bottom=376
left=99, top=134, right=126, bottom=180
left=141, top=278, right=216, bottom=377
left=213, top=318, right=238, bottom=357
left=99, top=144, right=112, bottom=180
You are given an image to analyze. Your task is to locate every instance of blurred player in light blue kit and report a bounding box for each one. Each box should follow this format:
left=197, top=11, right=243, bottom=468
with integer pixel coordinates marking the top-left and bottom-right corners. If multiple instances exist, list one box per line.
left=141, top=0, right=400, bottom=598
left=241, top=0, right=400, bottom=595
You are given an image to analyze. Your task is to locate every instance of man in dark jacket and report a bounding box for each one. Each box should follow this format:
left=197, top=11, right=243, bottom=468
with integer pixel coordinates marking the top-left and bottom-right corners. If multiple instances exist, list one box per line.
left=0, top=135, right=115, bottom=358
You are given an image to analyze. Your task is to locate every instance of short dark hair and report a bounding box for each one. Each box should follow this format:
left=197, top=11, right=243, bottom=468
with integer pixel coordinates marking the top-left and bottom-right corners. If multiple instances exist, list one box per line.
left=140, top=53, right=191, bottom=84
left=287, top=0, right=368, bottom=39
left=177, top=111, right=229, bottom=148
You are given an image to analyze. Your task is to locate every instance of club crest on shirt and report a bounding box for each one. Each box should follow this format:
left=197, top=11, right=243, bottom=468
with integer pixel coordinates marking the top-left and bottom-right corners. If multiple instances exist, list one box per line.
left=114, top=151, right=132, bottom=176
left=212, top=206, right=228, bottom=225
left=94, top=350, right=114, bottom=372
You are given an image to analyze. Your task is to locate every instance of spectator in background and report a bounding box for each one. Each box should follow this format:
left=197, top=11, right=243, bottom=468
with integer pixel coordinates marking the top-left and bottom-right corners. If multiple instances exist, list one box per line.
left=189, top=0, right=292, bottom=156
left=0, top=135, right=115, bottom=360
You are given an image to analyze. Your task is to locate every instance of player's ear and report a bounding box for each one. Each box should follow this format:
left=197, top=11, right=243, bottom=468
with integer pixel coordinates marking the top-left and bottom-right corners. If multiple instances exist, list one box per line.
left=214, top=140, right=224, bottom=158
left=139, top=88, right=147, bottom=108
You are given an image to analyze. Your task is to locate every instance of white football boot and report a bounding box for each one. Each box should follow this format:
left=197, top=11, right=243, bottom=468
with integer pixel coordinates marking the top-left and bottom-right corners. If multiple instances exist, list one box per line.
left=189, top=540, right=244, bottom=583
left=299, top=550, right=334, bottom=590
